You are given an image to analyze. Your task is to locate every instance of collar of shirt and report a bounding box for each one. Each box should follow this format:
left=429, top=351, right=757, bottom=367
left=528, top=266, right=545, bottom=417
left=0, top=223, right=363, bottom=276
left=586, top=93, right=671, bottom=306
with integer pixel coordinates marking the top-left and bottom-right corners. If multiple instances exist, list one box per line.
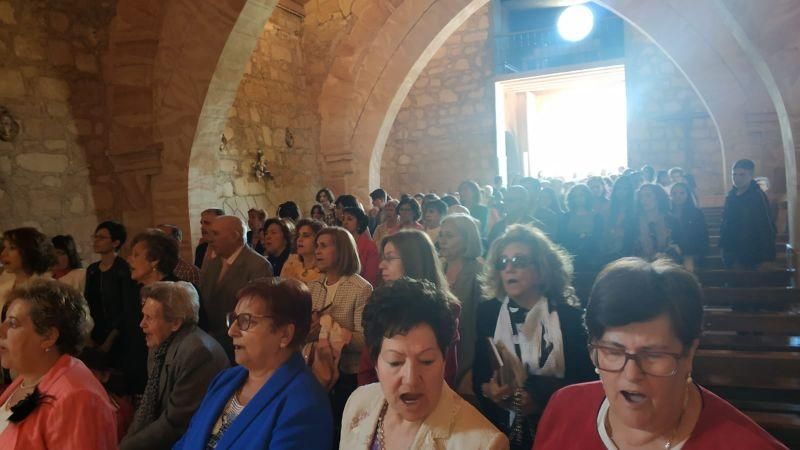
left=224, top=245, right=246, bottom=266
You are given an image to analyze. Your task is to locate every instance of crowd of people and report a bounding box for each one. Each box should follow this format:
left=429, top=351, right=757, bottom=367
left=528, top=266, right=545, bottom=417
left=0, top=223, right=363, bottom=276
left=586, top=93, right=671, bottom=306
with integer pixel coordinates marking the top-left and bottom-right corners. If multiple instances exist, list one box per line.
left=0, top=158, right=785, bottom=449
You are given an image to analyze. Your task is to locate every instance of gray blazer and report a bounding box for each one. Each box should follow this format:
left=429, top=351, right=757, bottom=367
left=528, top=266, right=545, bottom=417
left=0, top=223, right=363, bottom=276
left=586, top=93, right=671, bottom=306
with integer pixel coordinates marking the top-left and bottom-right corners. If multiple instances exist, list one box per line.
left=120, top=325, right=229, bottom=450
left=199, top=245, right=273, bottom=358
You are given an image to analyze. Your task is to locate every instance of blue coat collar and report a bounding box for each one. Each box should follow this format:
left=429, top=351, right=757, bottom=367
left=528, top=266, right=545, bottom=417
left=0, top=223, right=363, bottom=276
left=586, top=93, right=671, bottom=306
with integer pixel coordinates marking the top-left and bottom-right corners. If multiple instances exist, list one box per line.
left=195, top=352, right=307, bottom=449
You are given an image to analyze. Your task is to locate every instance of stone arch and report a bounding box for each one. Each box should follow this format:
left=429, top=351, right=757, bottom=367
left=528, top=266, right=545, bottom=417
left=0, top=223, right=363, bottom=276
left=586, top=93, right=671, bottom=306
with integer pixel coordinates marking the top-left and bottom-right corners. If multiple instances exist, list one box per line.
left=107, top=0, right=279, bottom=248
left=317, top=0, right=791, bottom=206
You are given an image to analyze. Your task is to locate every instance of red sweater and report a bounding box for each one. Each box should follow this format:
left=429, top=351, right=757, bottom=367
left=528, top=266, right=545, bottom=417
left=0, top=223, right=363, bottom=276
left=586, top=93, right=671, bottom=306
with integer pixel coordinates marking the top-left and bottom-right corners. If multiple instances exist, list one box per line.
left=533, top=381, right=788, bottom=450
left=356, top=232, right=380, bottom=287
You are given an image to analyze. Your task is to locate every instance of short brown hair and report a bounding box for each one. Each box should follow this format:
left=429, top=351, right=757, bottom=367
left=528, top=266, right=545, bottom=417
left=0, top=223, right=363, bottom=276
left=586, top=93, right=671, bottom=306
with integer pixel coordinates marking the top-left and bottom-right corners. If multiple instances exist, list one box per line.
left=262, top=218, right=296, bottom=253
left=236, top=278, right=312, bottom=348
left=248, top=208, right=267, bottom=221
left=8, top=280, right=90, bottom=355
left=131, top=229, right=180, bottom=277
left=316, top=227, right=360, bottom=276
left=293, top=218, right=325, bottom=251
left=586, top=258, right=703, bottom=349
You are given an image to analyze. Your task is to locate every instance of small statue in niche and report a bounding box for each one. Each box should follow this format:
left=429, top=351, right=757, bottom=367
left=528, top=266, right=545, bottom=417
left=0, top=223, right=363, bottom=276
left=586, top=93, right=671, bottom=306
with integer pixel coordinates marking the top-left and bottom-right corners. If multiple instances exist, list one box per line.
left=0, top=107, right=20, bottom=142
left=252, top=149, right=272, bottom=179
left=285, top=128, right=294, bottom=149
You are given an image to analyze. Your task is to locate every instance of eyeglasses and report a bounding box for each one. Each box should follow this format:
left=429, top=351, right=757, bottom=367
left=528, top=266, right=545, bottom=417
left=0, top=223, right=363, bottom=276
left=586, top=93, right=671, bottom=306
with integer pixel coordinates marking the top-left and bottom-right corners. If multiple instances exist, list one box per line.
left=380, top=255, right=402, bottom=263
left=226, top=312, right=273, bottom=331
left=589, top=344, right=685, bottom=377
left=494, top=255, right=534, bottom=271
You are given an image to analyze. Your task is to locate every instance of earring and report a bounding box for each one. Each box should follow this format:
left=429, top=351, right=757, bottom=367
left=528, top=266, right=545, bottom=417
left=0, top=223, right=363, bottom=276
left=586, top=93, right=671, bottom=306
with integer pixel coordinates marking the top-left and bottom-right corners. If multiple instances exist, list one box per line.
left=686, top=373, right=693, bottom=384
left=594, top=368, right=600, bottom=375
left=44, top=347, right=50, bottom=353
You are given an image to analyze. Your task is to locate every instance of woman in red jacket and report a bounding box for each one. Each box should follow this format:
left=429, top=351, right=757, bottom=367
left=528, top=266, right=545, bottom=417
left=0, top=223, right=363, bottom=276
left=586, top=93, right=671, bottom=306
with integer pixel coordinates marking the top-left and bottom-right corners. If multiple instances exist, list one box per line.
left=0, top=280, right=117, bottom=449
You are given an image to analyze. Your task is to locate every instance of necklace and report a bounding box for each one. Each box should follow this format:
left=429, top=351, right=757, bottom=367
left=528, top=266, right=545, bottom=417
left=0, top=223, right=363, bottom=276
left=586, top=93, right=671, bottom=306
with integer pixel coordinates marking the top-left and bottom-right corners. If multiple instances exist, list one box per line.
left=606, top=386, right=690, bottom=450
left=375, top=401, right=388, bottom=450
left=20, top=376, right=44, bottom=390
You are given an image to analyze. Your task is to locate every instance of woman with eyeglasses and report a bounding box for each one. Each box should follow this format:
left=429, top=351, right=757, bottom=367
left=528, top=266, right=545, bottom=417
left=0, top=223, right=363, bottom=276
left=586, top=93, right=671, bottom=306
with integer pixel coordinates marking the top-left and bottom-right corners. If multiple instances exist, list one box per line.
left=174, top=278, right=332, bottom=450
left=533, top=258, right=787, bottom=449
left=474, top=224, right=595, bottom=450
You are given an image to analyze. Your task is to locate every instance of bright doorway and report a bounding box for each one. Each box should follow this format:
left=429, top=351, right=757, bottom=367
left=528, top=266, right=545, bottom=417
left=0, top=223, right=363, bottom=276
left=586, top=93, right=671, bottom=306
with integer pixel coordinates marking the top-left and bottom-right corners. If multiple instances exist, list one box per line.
left=496, top=64, right=627, bottom=181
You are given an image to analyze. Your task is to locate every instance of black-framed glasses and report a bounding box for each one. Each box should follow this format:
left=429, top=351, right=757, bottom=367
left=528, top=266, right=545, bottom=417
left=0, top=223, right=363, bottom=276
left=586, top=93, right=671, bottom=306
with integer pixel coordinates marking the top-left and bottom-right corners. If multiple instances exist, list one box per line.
left=494, top=255, right=534, bottom=271
left=226, top=312, right=273, bottom=331
left=589, top=343, right=685, bottom=377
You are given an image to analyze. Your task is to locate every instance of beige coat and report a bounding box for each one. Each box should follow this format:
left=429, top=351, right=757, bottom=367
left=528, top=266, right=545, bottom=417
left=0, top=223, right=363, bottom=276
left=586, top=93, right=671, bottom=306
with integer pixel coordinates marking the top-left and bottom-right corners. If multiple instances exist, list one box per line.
left=340, top=382, right=509, bottom=450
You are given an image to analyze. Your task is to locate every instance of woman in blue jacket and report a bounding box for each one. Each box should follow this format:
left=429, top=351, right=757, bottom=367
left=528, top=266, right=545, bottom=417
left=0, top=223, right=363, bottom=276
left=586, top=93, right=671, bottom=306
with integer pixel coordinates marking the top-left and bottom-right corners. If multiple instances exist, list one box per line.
left=173, top=278, right=332, bottom=450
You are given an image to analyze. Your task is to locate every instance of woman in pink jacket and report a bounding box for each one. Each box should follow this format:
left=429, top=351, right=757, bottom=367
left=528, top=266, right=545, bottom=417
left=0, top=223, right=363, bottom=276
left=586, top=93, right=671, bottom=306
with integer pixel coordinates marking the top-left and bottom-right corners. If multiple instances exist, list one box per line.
left=0, top=279, right=117, bottom=449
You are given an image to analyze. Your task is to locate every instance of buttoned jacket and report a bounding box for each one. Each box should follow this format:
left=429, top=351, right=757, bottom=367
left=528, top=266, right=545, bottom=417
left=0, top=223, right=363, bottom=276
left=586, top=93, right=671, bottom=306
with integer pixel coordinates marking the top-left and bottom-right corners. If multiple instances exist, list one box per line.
left=199, top=245, right=273, bottom=358
left=308, top=274, right=372, bottom=374
left=340, top=383, right=509, bottom=450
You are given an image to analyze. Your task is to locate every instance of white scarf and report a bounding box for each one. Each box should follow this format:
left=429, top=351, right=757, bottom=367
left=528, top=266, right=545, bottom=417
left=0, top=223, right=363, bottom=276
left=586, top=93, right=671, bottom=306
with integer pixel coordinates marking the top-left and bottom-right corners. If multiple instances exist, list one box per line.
left=493, top=296, right=566, bottom=379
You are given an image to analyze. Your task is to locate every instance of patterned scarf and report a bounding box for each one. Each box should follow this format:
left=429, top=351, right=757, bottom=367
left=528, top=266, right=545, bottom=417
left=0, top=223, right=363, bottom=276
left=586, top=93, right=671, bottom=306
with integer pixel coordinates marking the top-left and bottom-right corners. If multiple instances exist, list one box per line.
left=130, top=332, right=177, bottom=433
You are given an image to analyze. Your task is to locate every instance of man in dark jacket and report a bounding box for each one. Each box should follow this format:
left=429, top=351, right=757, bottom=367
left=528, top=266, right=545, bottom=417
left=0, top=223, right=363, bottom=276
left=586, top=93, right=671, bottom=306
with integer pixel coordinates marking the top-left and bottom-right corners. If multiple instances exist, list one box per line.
left=719, top=159, right=776, bottom=269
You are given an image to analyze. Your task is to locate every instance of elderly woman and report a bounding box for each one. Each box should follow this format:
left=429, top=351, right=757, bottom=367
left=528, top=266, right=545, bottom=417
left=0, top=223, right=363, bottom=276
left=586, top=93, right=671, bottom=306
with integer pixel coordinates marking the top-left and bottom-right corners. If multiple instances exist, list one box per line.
left=474, top=224, right=595, bottom=449
left=124, top=229, right=182, bottom=394
left=262, top=218, right=295, bottom=276
left=534, top=258, right=787, bottom=449
left=174, top=278, right=332, bottom=449
left=439, top=213, right=485, bottom=388
left=0, top=280, right=117, bottom=449
left=341, top=278, right=508, bottom=449
left=309, top=226, right=372, bottom=441
left=120, top=281, right=229, bottom=450
left=128, top=229, right=180, bottom=285
left=282, top=218, right=325, bottom=285
left=363, top=230, right=460, bottom=386
left=50, top=234, right=86, bottom=292
left=342, top=206, right=380, bottom=286
left=0, top=228, right=55, bottom=306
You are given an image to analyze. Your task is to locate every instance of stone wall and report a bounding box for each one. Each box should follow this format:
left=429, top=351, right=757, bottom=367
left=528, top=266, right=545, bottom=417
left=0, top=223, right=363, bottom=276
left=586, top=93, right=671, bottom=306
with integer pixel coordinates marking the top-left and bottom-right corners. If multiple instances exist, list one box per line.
left=217, top=7, right=321, bottom=219
left=624, top=25, right=725, bottom=203
left=380, top=5, right=495, bottom=196
left=0, top=0, right=115, bottom=261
